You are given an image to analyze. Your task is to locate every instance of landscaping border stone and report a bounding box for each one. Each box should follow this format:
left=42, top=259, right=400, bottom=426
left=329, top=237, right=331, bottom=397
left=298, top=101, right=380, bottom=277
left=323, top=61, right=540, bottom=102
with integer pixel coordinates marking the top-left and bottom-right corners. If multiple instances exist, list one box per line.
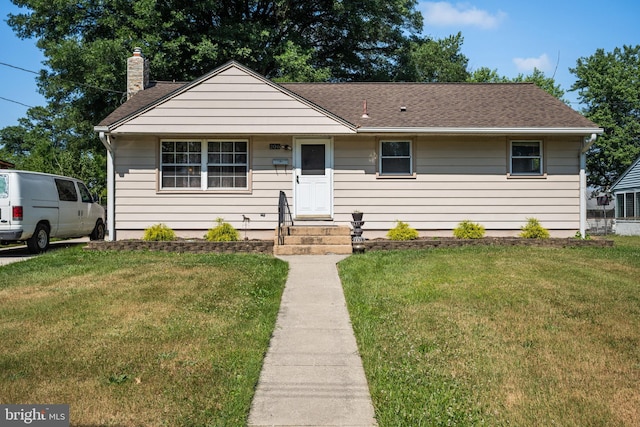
left=85, top=239, right=274, bottom=254
left=85, top=236, right=612, bottom=255
left=363, top=237, right=613, bottom=251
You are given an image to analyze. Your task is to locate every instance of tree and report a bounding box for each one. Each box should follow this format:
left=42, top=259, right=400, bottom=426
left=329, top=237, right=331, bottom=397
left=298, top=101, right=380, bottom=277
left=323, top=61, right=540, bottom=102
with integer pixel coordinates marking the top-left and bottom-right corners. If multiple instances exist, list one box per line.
left=0, top=106, right=106, bottom=195
left=397, top=32, right=469, bottom=82
left=5, top=0, right=461, bottom=195
left=467, top=67, right=509, bottom=83
left=570, top=45, right=640, bottom=189
left=468, top=67, right=566, bottom=102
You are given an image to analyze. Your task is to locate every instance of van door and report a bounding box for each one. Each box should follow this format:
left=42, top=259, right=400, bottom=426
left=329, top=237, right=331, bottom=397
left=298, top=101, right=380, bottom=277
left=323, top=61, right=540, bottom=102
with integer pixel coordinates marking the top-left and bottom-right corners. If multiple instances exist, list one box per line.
left=77, top=181, right=97, bottom=234
left=54, top=178, right=80, bottom=237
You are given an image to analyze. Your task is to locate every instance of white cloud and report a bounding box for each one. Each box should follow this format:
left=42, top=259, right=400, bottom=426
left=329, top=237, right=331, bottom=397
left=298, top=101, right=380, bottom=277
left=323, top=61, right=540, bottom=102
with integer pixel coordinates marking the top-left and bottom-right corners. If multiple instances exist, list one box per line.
left=513, top=54, right=552, bottom=72
left=422, top=2, right=507, bottom=29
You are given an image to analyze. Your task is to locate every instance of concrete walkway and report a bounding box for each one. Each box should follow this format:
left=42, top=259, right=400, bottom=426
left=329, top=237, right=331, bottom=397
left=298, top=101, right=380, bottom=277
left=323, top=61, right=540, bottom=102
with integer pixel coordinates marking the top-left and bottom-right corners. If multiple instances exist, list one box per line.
left=248, top=255, right=378, bottom=427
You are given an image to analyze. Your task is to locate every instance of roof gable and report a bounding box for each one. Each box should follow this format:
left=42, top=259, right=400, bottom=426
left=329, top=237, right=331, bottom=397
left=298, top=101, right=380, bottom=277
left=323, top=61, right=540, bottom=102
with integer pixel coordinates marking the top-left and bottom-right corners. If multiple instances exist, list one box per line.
left=101, top=61, right=355, bottom=135
left=611, top=156, right=640, bottom=192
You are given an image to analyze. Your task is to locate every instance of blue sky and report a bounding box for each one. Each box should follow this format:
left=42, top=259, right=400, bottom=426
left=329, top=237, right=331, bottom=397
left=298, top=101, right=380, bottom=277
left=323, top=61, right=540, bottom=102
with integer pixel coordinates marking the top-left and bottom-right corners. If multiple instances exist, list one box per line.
left=1, top=1, right=639, bottom=129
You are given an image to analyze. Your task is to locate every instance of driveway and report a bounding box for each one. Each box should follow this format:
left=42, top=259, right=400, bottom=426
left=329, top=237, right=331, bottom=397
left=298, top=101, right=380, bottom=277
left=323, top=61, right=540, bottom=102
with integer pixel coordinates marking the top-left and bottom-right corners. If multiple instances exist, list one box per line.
left=0, top=237, right=90, bottom=266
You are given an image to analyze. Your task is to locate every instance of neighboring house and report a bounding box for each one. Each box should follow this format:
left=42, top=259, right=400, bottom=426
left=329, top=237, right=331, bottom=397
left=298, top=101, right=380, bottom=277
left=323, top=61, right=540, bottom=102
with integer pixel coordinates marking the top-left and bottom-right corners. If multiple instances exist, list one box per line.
left=611, top=156, right=640, bottom=235
left=94, top=49, right=603, bottom=241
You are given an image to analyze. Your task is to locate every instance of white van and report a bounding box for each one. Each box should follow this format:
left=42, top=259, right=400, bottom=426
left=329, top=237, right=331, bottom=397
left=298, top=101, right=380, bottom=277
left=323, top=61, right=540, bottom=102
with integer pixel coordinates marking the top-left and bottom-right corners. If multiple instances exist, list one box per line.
left=0, top=170, right=106, bottom=253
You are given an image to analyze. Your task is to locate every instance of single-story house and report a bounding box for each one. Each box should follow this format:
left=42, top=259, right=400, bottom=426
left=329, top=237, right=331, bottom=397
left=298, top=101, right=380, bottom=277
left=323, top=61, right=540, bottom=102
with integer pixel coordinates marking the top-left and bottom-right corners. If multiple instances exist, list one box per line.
left=94, top=49, right=603, bottom=241
left=611, top=155, right=640, bottom=235
left=0, top=160, right=15, bottom=169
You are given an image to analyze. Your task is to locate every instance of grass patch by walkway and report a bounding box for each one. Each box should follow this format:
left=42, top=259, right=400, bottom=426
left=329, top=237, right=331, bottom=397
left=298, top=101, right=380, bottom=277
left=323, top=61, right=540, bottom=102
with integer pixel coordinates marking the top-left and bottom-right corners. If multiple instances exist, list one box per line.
left=0, top=246, right=288, bottom=426
left=339, top=236, right=640, bottom=426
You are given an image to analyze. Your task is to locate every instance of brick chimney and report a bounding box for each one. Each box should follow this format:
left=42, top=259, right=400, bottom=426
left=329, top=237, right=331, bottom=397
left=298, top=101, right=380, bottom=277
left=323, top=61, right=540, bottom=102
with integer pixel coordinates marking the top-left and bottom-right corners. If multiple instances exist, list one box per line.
left=127, top=47, right=149, bottom=99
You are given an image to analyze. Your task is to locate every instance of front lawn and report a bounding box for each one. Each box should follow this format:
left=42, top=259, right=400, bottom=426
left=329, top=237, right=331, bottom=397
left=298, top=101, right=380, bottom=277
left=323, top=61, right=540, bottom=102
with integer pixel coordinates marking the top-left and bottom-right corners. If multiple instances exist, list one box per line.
left=0, top=247, right=288, bottom=426
left=339, top=236, right=640, bottom=426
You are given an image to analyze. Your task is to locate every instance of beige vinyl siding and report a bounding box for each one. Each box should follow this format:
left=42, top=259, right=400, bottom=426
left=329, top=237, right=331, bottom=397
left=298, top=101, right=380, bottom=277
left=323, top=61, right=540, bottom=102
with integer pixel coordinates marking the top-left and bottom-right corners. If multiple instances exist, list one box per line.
left=112, top=67, right=354, bottom=135
left=333, top=135, right=581, bottom=231
left=114, top=133, right=582, bottom=235
left=114, top=136, right=293, bottom=232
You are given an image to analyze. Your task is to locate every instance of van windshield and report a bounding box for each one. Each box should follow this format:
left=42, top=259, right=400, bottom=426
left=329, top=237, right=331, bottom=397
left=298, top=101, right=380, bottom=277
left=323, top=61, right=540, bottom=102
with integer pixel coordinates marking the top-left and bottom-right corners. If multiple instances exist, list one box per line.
left=0, top=174, right=7, bottom=198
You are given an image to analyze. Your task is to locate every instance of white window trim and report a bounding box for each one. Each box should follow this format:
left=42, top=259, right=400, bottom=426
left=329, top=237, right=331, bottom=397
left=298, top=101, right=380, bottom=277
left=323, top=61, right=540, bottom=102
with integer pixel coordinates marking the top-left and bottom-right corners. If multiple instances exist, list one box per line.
left=616, top=190, right=640, bottom=218
left=509, top=140, right=544, bottom=176
left=159, top=139, right=250, bottom=193
left=377, top=139, right=416, bottom=178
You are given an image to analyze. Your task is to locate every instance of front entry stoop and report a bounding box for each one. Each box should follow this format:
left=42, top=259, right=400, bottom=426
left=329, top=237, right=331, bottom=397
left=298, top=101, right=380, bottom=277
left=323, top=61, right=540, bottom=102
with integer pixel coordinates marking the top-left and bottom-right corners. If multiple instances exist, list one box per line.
left=274, top=226, right=353, bottom=255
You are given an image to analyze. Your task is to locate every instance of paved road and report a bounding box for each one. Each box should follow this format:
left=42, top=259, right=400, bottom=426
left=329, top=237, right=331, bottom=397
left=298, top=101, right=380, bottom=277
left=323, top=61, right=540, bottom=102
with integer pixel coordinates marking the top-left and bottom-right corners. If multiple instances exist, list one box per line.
left=0, top=237, right=90, bottom=266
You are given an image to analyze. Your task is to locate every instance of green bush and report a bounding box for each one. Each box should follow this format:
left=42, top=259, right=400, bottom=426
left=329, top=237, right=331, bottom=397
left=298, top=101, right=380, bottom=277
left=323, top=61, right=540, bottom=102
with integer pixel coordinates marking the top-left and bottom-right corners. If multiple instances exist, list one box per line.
left=142, top=223, right=176, bottom=241
left=453, top=220, right=485, bottom=239
left=205, top=218, right=240, bottom=242
left=386, top=221, right=419, bottom=241
left=520, top=218, right=550, bottom=239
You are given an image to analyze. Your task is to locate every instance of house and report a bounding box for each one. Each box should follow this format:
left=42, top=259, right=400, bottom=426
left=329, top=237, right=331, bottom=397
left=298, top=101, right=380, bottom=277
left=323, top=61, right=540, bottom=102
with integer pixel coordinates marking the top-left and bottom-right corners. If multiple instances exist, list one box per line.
left=611, top=156, right=640, bottom=235
left=0, top=160, right=15, bottom=169
left=94, top=49, right=603, bottom=242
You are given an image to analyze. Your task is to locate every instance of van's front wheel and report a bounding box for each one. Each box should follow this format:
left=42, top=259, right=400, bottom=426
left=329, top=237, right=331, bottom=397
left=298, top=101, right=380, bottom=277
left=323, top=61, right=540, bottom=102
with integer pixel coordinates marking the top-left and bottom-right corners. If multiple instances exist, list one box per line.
left=90, top=220, right=106, bottom=241
left=27, top=223, right=50, bottom=254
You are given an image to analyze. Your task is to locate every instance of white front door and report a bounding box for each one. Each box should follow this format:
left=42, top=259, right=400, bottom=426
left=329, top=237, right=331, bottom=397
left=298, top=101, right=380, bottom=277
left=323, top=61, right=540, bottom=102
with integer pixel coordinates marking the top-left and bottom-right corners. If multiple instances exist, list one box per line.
left=294, top=138, right=333, bottom=218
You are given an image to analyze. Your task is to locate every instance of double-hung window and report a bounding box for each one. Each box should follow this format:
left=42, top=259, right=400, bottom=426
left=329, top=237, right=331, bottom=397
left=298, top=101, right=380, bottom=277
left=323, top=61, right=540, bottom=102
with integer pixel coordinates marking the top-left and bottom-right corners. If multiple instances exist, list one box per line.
left=160, top=140, right=248, bottom=190
left=616, top=191, right=640, bottom=218
left=207, top=141, right=248, bottom=188
left=379, top=140, right=413, bottom=176
left=161, top=141, right=202, bottom=188
left=510, top=141, right=543, bottom=175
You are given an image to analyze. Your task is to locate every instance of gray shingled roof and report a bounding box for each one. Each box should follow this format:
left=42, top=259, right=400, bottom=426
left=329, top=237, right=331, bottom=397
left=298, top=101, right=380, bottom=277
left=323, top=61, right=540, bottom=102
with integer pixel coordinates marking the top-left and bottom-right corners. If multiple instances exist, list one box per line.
left=97, top=78, right=598, bottom=131
left=281, top=82, right=597, bottom=129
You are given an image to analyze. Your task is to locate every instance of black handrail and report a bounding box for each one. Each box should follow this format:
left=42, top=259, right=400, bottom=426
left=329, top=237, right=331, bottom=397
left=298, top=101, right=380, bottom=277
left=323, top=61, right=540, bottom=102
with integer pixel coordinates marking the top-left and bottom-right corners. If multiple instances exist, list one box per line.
left=277, top=191, right=294, bottom=245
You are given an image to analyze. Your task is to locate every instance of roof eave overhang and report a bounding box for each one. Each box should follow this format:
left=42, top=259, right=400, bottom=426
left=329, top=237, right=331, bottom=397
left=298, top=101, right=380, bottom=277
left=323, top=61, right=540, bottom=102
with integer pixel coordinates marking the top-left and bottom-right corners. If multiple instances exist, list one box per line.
left=356, top=127, right=605, bottom=135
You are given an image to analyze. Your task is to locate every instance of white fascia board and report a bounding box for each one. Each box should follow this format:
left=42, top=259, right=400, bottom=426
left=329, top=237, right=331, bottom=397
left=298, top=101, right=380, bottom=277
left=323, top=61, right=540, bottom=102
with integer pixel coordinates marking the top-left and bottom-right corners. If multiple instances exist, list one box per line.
left=357, top=127, right=604, bottom=135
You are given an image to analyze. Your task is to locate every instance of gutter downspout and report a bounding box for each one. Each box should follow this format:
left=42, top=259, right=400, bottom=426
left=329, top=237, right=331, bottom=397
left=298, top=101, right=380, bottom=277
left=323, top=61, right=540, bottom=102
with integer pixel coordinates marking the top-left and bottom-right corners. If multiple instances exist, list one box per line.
left=580, top=133, right=597, bottom=238
left=98, top=131, right=115, bottom=241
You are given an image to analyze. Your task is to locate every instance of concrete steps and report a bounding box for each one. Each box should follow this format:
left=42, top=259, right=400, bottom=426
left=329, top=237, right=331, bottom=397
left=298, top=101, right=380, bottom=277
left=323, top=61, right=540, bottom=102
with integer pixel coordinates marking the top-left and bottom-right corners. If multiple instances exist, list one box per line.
left=274, top=226, right=353, bottom=255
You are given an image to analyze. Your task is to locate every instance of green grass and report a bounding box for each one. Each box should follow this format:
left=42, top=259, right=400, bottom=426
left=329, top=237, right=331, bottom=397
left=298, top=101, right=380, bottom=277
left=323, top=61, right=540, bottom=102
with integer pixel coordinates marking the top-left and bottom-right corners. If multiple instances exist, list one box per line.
left=0, top=246, right=288, bottom=426
left=339, top=236, right=640, bottom=426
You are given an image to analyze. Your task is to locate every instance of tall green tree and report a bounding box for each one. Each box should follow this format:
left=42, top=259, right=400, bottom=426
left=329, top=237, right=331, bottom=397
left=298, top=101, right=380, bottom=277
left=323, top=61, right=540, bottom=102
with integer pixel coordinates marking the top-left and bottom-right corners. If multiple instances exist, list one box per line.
left=468, top=67, right=566, bottom=102
left=3, top=0, right=470, bottom=194
left=397, top=32, right=469, bottom=82
left=570, top=45, right=640, bottom=189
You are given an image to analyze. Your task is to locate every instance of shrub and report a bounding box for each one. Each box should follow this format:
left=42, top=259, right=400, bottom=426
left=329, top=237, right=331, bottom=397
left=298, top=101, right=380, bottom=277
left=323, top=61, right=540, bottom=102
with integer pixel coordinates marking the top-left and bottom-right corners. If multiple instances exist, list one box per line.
left=205, top=218, right=240, bottom=242
left=453, top=220, right=485, bottom=239
left=520, top=218, right=550, bottom=239
left=386, top=221, right=419, bottom=241
left=143, top=223, right=176, bottom=241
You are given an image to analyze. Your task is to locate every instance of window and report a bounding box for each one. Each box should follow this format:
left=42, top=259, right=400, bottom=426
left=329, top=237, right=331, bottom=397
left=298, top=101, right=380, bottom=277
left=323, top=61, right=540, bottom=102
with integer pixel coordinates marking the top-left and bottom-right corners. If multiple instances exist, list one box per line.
left=616, top=191, right=640, bottom=218
left=0, top=174, right=8, bottom=198
left=160, top=140, right=248, bottom=190
left=161, top=141, right=202, bottom=188
left=511, top=141, right=543, bottom=175
left=55, top=179, right=78, bottom=202
left=78, top=182, right=93, bottom=203
left=379, top=140, right=412, bottom=175
left=207, top=141, right=248, bottom=188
